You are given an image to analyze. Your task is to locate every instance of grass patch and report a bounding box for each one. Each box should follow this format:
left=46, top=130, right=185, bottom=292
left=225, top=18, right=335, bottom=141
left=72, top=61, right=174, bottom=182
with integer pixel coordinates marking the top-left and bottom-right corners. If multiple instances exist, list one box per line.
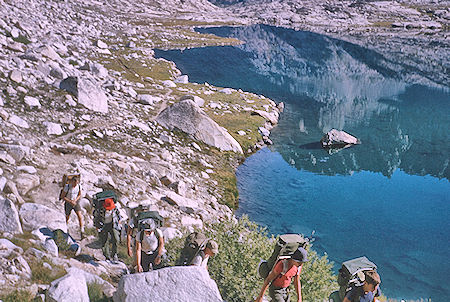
left=30, top=258, right=66, bottom=284
left=372, top=21, right=394, bottom=28
left=88, top=282, right=109, bottom=302
left=9, top=231, right=42, bottom=252
left=0, top=289, right=33, bottom=302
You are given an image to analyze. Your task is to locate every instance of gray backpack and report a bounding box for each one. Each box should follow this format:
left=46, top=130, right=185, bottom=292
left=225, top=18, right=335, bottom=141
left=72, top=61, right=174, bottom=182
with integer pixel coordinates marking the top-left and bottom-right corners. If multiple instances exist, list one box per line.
left=258, top=234, right=308, bottom=279
left=336, top=256, right=377, bottom=301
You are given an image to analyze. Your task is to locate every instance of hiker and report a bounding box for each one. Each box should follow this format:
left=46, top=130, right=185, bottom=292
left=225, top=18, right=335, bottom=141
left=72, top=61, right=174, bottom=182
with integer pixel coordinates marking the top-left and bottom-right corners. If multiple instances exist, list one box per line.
left=190, top=240, right=218, bottom=271
left=96, top=197, right=122, bottom=262
left=135, top=218, right=164, bottom=273
left=60, top=174, right=84, bottom=239
left=342, top=270, right=381, bottom=302
left=255, top=246, right=308, bottom=302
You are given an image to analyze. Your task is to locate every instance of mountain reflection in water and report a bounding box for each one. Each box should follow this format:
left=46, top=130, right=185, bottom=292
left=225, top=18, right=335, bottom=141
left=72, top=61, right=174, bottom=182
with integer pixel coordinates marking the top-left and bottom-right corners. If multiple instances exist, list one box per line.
left=154, top=25, right=450, bottom=301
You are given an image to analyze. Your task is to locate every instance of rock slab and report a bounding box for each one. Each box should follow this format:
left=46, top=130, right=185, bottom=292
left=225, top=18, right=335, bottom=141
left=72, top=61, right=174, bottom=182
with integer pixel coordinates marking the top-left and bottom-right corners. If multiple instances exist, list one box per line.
left=19, top=203, right=67, bottom=232
left=60, top=76, right=108, bottom=113
left=113, top=266, right=223, bottom=302
left=156, top=99, right=243, bottom=153
left=321, top=129, right=360, bottom=148
left=0, top=196, right=23, bottom=234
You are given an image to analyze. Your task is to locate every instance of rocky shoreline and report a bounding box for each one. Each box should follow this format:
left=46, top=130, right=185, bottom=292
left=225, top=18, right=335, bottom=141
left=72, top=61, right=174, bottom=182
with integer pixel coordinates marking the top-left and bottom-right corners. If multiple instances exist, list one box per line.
left=0, top=0, right=447, bottom=300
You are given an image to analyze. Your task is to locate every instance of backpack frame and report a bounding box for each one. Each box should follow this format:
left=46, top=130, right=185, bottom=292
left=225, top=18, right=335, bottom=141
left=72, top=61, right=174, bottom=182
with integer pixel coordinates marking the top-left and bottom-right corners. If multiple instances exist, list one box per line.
left=177, top=232, right=209, bottom=266
left=337, top=256, right=377, bottom=301
left=258, top=233, right=308, bottom=279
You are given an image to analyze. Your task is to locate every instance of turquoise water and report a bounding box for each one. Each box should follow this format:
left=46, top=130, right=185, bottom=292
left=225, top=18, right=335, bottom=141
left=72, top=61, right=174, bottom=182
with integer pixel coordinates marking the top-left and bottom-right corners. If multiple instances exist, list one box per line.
left=155, top=25, right=450, bottom=301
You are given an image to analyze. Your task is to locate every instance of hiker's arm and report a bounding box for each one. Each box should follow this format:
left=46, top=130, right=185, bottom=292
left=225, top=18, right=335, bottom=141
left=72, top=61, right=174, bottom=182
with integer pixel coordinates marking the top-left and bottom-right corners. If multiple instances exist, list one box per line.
left=136, top=241, right=143, bottom=272
left=126, top=227, right=133, bottom=257
left=255, top=269, right=278, bottom=302
left=155, top=234, right=164, bottom=264
left=294, top=274, right=302, bottom=302
left=74, top=187, right=82, bottom=203
left=342, top=298, right=351, bottom=302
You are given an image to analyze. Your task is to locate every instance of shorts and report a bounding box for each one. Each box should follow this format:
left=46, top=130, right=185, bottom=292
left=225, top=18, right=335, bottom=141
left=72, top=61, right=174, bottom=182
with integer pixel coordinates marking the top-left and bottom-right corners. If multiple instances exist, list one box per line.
left=65, top=201, right=81, bottom=216
left=269, top=285, right=290, bottom=302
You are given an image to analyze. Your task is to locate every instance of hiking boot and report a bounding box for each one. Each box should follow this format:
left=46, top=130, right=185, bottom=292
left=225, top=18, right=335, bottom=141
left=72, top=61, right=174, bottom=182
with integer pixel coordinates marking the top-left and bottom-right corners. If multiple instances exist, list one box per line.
left=112, top=254, right=119, bottom=263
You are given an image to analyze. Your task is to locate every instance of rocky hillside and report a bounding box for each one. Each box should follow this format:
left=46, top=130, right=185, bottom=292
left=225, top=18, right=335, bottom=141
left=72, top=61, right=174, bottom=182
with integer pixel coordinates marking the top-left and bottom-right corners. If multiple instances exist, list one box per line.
left=0, top=0, right=281, bottom=299
left=0, top=0, right=447, bottom=300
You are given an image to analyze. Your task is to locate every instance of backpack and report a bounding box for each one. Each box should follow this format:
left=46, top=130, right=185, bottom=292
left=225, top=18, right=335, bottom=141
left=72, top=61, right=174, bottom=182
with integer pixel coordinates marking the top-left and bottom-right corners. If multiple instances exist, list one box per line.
left=258, top=233, right=308, bottom=279
left=177, top=232, right=208, bottom=266
left=337, top=256, right=377, bottom=301
left=58, top=173, right=80, bottom=200
left=136, top=211, right=163, bottom=232
left=92, top=190, right=118, bottom=209
left=92, top=190, right=118, bottom=229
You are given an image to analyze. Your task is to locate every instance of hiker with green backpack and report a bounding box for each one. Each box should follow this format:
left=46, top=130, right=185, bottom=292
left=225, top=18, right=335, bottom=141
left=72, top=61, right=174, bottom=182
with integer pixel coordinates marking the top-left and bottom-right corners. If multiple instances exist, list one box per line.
left=135, top=218, right=164, bottom=273
left=93, top=190, right=123, bottom=262
left=125, top=205, right=164, bottom=271
left=256, top=234, right=309, bottom=302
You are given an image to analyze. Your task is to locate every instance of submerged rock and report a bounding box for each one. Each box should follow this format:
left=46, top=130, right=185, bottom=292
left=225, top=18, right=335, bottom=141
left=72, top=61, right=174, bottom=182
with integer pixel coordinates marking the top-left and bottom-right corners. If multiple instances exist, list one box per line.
left=320, top=129, right=360, bottom=148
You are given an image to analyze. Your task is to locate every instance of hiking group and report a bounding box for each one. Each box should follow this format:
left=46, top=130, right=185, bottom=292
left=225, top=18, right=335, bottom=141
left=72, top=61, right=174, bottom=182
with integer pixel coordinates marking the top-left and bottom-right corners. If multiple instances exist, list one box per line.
left=61, top=174, right=382, bottom=302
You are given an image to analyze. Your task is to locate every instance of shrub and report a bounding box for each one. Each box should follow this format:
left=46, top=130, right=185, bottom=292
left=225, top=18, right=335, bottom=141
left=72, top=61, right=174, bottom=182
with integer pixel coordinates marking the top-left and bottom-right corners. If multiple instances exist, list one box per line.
left=165, top=215, right=336, bottom=302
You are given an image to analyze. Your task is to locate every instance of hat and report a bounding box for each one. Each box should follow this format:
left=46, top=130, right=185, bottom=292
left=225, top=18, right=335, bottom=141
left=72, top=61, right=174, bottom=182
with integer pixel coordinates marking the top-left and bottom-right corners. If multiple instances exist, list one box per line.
left=141, top=218, right=156, bottom=231
left=206, top=240, right=219, bottom=254
left=103, top=198, right=116, bottom=210
left=292, top=247, right=308, bottom=262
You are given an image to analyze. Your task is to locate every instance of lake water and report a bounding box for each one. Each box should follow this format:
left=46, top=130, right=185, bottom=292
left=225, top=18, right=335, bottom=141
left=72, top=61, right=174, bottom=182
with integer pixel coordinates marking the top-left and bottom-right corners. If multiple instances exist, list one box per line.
left=155, top=25, right=450, bottom=301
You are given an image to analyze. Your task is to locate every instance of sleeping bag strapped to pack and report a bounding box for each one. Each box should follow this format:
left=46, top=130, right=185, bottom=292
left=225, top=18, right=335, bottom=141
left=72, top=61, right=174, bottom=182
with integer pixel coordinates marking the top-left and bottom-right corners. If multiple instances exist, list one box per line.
left=177, top=232, right=208, bottom=266
left=329, top=256, right=377, bottom=302
left=258, top=233, right=309, bottom=279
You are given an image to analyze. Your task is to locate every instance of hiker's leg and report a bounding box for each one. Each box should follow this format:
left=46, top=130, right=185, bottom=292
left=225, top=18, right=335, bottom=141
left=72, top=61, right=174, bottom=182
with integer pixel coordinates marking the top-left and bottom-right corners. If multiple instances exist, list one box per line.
left=75, top=210, right=83, bottom=229
left=100, top=224, right=111, bottom=259
left=141, top=252, right=151, bottom=272
left=64, top=203, right=72, bottom=223
left=269, top=286, right=288, bottom=302
left=111, top=228, right=119, bottom=257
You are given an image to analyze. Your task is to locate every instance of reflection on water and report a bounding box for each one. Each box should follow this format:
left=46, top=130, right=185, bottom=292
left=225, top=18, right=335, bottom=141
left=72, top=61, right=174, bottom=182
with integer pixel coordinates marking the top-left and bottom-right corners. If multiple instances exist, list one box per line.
left=156, top=25, right=449, bottom=179
left=155, top=25, right=450, bottom=301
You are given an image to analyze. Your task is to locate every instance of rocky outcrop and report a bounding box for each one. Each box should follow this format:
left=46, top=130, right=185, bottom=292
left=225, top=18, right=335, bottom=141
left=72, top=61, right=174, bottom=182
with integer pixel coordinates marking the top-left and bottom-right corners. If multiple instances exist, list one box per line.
left=113, top=266, right=223, bottom=302
left=46, top=268, right=89, bottom=302
left=320, top=129, right=360, bottom=148
left=19, top=203, right=67, bottom=232
left=156, top=99, right=243, bottom=154
left=60, top=76, right=108, bottom=113
left=0, top=196, right=23, bottom=234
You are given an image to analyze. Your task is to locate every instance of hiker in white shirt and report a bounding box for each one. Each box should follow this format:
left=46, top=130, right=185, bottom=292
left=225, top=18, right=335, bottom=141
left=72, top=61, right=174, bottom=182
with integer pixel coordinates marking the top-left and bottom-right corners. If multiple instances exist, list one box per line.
left=135, top=219, right=164, bottom=272
left=60, top=175, right=84, bottom=239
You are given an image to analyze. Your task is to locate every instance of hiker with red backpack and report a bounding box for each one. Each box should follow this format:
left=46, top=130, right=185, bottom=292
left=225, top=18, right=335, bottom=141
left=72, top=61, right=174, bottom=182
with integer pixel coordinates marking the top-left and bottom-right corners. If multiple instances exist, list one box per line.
left=135, top=218, right=164, bottom=272
left=255, top=246, right=308, bottom=302
left=60, top=174, right=84, bottom=239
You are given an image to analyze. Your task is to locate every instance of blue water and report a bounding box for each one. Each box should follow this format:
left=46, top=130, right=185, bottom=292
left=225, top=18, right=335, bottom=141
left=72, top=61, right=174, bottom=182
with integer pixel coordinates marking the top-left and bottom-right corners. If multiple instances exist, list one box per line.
left=155, top=25, right=450, bottom=301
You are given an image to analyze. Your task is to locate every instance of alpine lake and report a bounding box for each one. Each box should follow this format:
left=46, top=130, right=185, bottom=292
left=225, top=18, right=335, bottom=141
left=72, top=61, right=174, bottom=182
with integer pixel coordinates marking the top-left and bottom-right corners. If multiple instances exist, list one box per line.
left=155, top=25, right=450, bottom=301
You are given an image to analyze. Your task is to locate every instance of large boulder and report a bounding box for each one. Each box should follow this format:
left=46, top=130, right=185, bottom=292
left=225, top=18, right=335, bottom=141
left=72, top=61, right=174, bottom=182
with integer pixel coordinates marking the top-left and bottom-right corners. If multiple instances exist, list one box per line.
left=19, top=203, right=67, bottom=232
left=113, top=266, right=223, bottom=302
left=320, top=129, right=360, bottom=148
left=60, top=76, right=108, bottom=113
left=46, top=269, right=89, bottom=302
left=156, top=99, right=243, bottom=154
left=0, top=196, right=23, bottom=234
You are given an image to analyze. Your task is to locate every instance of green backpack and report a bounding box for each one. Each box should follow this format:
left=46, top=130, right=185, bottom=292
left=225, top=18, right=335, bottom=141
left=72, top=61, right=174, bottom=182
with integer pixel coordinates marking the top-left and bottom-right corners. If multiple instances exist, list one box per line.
left=258, top=234, right=308, bottom=279
left=92, top=190, right=118, bottom=209
left=336, top=256, right=378, bottom=301
left=136, top=211, right=163, bottom=231
left=177, top=232, right=209, bottom=266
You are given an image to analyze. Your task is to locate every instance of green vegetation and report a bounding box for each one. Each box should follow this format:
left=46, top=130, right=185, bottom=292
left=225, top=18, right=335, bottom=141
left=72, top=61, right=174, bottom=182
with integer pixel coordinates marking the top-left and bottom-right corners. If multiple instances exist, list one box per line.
left=87, top=282, right=109, bottom=302
left=165, top=216, right=336, bottom=302
left=30, top=258, right=66, bottom=284
left=0, top=289, right=33, bottom=302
